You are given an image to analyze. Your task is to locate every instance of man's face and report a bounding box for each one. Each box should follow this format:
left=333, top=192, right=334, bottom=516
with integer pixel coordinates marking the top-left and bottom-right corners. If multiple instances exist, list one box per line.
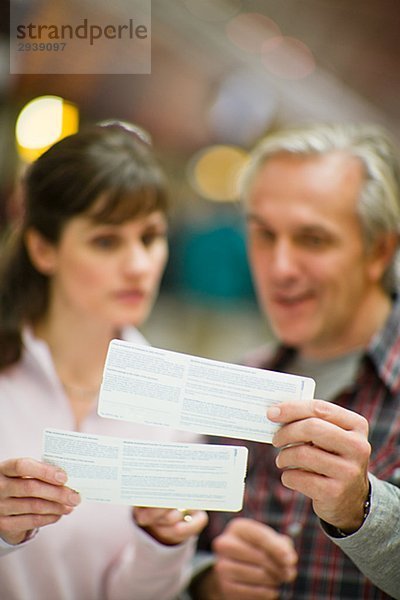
left=246, top=151, right=386, bottom=358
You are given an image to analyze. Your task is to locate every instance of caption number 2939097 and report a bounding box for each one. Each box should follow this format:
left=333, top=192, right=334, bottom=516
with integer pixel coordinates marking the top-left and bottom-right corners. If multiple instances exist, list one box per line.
left=17, top=42, right=67, bottom=51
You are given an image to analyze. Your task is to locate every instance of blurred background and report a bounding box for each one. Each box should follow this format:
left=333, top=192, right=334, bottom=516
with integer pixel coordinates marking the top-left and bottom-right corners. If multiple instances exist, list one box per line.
left=1, top=0, right=400, bottom=361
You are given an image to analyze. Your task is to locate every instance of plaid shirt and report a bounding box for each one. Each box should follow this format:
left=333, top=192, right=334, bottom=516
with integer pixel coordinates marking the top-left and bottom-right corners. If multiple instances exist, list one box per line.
left=198, top=300, right=400, bottom=599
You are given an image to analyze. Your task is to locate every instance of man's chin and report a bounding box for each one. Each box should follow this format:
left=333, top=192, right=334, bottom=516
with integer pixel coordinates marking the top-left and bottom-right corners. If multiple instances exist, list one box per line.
left=271, top=326, right=310, bottom=350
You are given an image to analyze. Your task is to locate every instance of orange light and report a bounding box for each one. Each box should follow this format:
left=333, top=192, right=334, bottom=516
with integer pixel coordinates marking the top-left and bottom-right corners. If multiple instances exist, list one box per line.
left=189, top=145, right=249, bottom=202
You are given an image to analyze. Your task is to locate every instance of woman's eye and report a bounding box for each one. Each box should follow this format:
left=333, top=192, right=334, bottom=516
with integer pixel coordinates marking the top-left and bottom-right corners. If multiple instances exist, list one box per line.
left=141, top=230, right=167, bottom=246
left=91, top=235, right=119, bottom=249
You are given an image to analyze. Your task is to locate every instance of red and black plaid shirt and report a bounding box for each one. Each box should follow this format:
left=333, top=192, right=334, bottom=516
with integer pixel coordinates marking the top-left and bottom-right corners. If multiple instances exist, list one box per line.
left=198, top=301, right=400, bottom=599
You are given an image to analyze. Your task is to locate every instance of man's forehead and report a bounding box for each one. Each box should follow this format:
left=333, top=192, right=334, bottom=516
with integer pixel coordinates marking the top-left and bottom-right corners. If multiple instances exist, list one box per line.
left=256, top=149, right=363, bottom=177
left=246, top=151, right=364, bottom=212
left=245, top=209, right=348, bottom=239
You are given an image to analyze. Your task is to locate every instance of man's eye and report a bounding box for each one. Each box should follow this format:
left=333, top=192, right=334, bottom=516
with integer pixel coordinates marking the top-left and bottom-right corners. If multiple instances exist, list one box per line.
left=261, top=229, right=275, bottom=241
left=300, top=235, right=328, bottom=248
left=250, top=228, right=275, bottom=242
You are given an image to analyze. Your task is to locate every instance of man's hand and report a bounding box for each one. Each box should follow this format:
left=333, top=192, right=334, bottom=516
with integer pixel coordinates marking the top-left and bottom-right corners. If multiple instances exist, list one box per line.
left=195, top=518, right=297, bottom=600
left=133, top=507, right=208, bottom=546
left=0, top=458, right=80, bottom=545
left=268, top=399, right=371, bottom=532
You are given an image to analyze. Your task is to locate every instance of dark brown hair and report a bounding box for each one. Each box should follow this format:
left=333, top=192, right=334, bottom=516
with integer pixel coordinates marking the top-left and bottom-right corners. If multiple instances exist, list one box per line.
left=0, top=123, right=168, bottom=369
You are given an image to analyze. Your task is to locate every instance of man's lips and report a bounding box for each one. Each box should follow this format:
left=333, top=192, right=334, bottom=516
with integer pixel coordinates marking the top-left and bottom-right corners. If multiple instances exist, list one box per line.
left=270, top=292, right=315, bottom=307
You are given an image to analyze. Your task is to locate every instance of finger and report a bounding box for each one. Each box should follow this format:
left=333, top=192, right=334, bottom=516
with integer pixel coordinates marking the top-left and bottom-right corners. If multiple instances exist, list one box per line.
left=276, top=445, right=367, bottom=488
left=216, top=554, right=296, bottom=586
left=226, top=519, right=297, bottom=567
left=0, top=497, right=76, bottom=517
left=276, top=442, right=348, bottom=478
left=279, top=467, right=331, bottom=499
left=155, top=509, right=193, bottom=526
left=0, top=513, right=63, bottom=538
left=273, top=418, right=370, bottom=457
left=2, top=478, right=81, bottom=507
left=214, top=532, right=297, bottom=581
left=216, top=556, right=268, bottom=586
left=213, top=531, right=275, bottom=569
left=138, top=510, right=208, bottom=545
left=219, top=578, right=280, bottom=600
left=164, top=509, right=208, bottom=528
left=146, top=510, right=208, bottom=545
left=268, top=400, right=368, bottom=435
left=0, top=458, right=68, bottom=485
left=134, top=507, right=208, bottom=531
left=167, top=510, right=209, bottom=538
left=177, top=509, right=194, bottom=523
left=133, top=507, right=176, bottom=526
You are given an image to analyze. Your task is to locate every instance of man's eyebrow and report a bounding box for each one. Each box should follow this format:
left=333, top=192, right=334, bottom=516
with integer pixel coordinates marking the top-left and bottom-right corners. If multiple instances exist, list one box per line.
left=245, top=213, right=269, bottom=225
left=245, top=214, right=335, bottom=236
left=296, top=224, right=334, bottom=236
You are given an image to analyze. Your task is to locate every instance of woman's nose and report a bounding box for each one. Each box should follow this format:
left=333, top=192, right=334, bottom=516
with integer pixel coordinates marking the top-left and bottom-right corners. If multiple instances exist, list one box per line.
left=122, top=243, right=151, bottom=275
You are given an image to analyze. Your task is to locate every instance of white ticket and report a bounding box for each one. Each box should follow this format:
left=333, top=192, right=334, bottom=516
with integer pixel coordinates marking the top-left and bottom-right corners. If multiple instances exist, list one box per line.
left=98, top=340, right=315, bottom=443
left=43, top=428, right=248, bottom=511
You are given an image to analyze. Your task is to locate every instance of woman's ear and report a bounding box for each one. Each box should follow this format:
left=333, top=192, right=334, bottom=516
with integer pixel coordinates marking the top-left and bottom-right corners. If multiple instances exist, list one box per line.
left=25, top=228, right=57, bottom=275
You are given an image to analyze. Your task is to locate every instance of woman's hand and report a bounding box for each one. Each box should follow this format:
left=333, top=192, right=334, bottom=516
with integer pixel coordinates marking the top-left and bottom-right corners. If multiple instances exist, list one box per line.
left=133, top=506, right=208, bottom=546
left=0, top=458, right=81, bottom=545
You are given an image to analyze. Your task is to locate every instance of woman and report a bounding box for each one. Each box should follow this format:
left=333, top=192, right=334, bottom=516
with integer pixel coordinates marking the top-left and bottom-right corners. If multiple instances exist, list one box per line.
left=0, top=122, right=207, bottom=600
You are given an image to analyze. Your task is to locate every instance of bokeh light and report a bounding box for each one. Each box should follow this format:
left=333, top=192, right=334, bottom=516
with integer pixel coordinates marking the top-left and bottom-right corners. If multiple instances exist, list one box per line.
left=15, top=95, right=79, bottom=163
left=208, top=69, right=278, bottom=145
left=225, top=12, right=281, bottom=54
left=261, top=36, right=316, bottom=80
left=188, top=145, right=249, bottom=202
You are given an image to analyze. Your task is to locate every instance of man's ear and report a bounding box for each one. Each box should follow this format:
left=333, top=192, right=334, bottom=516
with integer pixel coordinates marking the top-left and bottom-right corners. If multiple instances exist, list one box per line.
left=367, top=232, right=399, bottom=283
left=25, top=228, right=57, bottom=275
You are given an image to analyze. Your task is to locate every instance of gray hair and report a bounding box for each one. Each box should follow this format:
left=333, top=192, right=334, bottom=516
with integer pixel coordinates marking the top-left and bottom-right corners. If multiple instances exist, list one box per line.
left=240, top=123, right=400, bottom=292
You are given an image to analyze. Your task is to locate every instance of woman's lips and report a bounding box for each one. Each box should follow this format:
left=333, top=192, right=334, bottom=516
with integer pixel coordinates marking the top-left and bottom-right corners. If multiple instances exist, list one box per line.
left=114, top=289, right=146, bottom=303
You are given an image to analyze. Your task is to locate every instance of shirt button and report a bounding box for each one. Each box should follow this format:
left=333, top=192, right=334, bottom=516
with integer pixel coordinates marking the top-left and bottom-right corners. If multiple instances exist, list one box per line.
left=287, top=522, right=302, bottom=537
left=391, top=468, right=400, bottom=486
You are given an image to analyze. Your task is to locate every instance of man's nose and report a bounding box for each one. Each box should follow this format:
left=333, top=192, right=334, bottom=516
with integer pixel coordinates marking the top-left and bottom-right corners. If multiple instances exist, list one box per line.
left=270, top=240, right=300, bottom=280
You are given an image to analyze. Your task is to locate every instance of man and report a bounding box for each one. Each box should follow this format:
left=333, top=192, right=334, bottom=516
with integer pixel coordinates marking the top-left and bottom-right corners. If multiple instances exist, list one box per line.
left=190, top=123, right=400, bottom=599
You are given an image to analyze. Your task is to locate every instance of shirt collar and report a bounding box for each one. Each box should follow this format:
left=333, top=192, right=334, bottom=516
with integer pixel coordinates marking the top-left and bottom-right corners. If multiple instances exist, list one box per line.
left=368, top=296, right=400, bottom=393
left=21, top=325, right=148, bottom=382
left=269, top=297, right=400, bottom=394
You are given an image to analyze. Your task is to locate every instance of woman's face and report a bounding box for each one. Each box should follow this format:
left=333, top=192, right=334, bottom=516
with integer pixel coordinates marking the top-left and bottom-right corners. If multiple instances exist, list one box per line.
left=31, top=209, right=168, bottom=329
